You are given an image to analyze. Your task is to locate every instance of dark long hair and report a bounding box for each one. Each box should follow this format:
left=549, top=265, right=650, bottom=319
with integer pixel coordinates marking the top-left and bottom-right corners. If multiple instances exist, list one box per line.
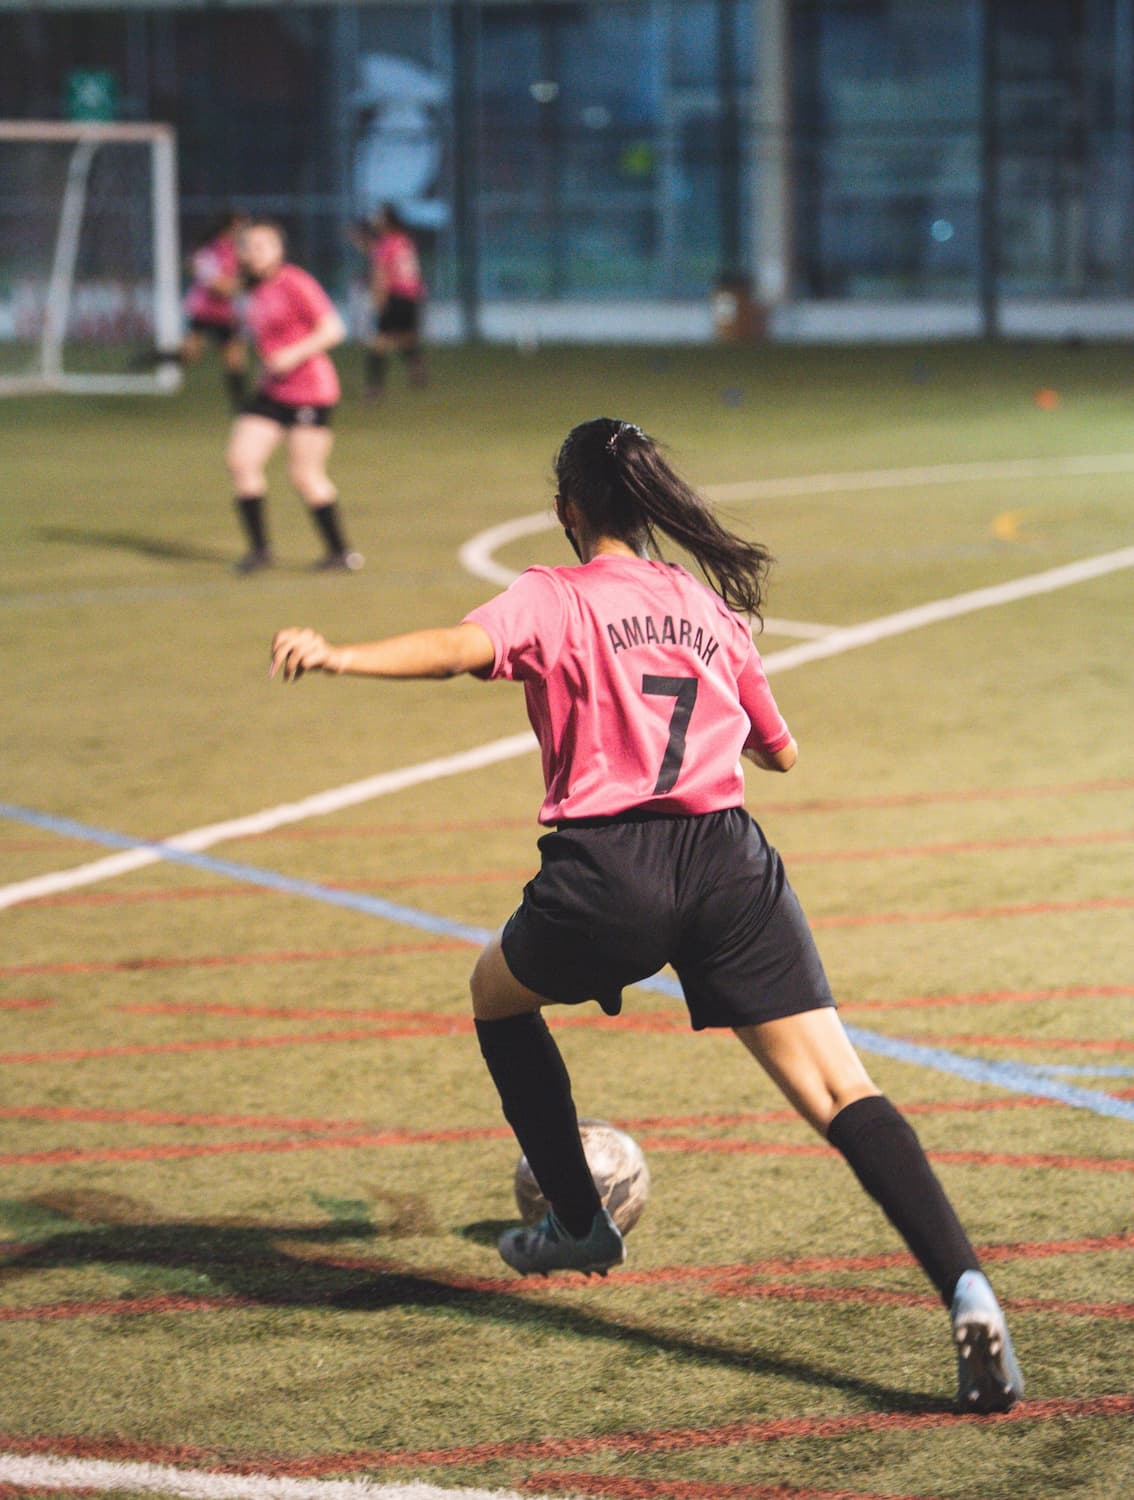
left=554, top=417, right=772, bottom=621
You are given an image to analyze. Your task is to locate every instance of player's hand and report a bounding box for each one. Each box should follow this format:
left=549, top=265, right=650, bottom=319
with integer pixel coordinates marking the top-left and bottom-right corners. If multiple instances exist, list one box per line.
left=270, top=627, right=336, bottom=682
left=263, top=346, right=302, bottom=376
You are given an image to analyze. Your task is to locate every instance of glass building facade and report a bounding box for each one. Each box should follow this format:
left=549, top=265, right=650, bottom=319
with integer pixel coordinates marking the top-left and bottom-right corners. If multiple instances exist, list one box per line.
left=1, top=0, right=1131, bottom=338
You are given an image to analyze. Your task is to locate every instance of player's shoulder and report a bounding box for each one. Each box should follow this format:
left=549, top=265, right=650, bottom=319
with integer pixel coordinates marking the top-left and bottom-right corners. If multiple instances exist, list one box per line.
left=667, top=563, right=755, bottom=639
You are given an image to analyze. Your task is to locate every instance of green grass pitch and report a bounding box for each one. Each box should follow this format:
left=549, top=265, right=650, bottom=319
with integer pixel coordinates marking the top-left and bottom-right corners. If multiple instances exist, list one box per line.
left=0, top=341, right=1132, bottom=1500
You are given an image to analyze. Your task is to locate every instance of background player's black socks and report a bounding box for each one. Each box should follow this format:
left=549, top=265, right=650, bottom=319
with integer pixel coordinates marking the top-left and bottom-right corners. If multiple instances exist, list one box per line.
left=310, top=501, right=348, bottom=556
left=475, top=1013, right=602, bottom=1237
left=224, top=369, right=246, bottom=412
left=827, top=1095, right=981, bottom=1306
left=364, top=349, right=387, bottom=394
left=235, top=495, right=268, bottom=551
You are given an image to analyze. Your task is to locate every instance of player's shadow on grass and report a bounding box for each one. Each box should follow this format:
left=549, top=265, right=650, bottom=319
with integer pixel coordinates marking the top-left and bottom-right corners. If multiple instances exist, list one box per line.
left=36, top=524, right=231, bottom=565
left=2, top=1193, right=942, bottom=1412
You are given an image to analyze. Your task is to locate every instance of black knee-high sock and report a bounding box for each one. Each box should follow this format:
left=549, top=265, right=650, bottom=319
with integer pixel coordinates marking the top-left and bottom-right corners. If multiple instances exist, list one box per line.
left=364, top=349, right=387, bottom=392
left=224, top=369, right=246, bottom=412
left=235, top=495, right=268, bottom=551
left=475, top=1014, right=601, bottom=1236
left=310, top=501, right=348, bottom=555
left=827, top=1095, right=981, bottom=1306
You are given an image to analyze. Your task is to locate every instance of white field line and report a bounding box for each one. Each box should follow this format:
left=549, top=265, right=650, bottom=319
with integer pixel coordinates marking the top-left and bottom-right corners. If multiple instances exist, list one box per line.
left=0, top=1452, right=569, bottom=1500
left=3, top=475, right=1133, bottom=913
left=0, top=733, right=537, bottom=911
left=456, top=517, right=833, bottom=640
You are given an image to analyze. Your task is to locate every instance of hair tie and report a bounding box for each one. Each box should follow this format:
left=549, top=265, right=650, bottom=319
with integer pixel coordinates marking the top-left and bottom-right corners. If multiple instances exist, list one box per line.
left=606, top=421, right=643, bottom=458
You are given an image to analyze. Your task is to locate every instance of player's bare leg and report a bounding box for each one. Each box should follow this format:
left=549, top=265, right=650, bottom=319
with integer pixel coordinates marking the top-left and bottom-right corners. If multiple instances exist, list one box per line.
left=287, top=426, right=361, bottom=571
left=736, top=1008, right=1022, bottom=1410
left=471, top=932, right=622, bottom=1275
left=226, top=414, right=281, bottom=572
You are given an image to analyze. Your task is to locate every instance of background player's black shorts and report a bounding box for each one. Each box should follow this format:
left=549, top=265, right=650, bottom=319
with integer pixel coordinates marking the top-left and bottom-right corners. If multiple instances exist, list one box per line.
left=188, top=316, right=240, bottom=343
left=240, top=393, right=334, bottom=428
left=376, top=295, right=421, bottom=336
left=500, top=807, right=835, bottom=1030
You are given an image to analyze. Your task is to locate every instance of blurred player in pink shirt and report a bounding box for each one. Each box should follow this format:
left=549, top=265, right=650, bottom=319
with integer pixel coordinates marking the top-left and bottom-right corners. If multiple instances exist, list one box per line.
left=226, top=220, right=361, bottom=574
left=180, top=211, right=248, bottom=411
left=358, top=204, right=427, bottom=400
left=269, top=418, right=1022, bottom=1415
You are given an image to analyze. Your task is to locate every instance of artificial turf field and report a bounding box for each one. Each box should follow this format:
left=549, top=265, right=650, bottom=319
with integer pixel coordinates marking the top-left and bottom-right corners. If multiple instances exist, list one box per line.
left=0, top=341, right=1132, bottom=1500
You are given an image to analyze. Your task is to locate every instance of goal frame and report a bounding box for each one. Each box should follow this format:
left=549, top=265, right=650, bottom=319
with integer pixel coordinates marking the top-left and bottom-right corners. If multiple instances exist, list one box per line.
left=0, top=120, right=182, bottom=396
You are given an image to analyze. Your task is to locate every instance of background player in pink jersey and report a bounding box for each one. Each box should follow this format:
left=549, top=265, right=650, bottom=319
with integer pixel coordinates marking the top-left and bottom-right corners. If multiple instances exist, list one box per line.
left=358, top=204, right=428, bottom=400
left=269, top=417, right=1023, bottom=1415
left=227, top=220, right=362, bottom=574
left=180, top=211, right=249, bottom=412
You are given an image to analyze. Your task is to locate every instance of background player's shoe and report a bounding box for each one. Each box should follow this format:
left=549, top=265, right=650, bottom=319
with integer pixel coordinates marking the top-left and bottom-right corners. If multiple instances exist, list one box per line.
left=951, top=1270, right=1024, bottom=1413
left=498, top=1208, right=624, bottom=1277
left=313, top=550, right=364, bottom=572
left=233, top=547, right=273, bottom=575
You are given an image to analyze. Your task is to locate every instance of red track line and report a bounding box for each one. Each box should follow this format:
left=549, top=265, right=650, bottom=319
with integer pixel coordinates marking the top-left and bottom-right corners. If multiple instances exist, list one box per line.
left=0, top=1093, right=1067, bottom=1139
left=811, top=897, right=1134, bottom=930
left=717, top=1281, right=1134, bottom=1321
left=787, top=828, right=1134, bottom=864
left=4, top=780, right=1128, bottom=858
left=0, top=999, right=51, bottom=1011
left=912, top=1032, right=1134, bottom=1054
left=24, top=829, right=1134, bottom=910
left=29, top=869, right=536, bottom=909
left=0, top=1104, right=371, bottom=1133
left=637, top=1134, right=1134, bottom=1173
left=0, top=1022, right=469, bottom=1067
left=526, top=1476, right=981, bottom=1500
left=2, top=1395, right=1130, bottom=1476
left=225, top=778, right=1134, bottom=836
left=0, top=1123, right=513, bottom=1169
left=0, top=940, right=468, bottom=979
left=0, top=1294, right=245, bottom=1323
left=120, top=999, right=474, bottom=1029
left=2, top=1120, right=1129, bottom=1172
left=6, top=1233, right=1131, bottom=1325
left=843, top=984, right=1134, bottom=1012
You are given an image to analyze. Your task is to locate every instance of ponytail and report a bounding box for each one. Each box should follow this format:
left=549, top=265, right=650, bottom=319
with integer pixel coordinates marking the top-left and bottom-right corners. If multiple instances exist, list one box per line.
left=554, top=417, right=772, bottom=622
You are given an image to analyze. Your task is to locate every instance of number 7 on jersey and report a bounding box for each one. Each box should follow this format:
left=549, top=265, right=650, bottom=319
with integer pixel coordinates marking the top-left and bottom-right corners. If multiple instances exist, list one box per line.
left=642, top=675, right=698, bottom=794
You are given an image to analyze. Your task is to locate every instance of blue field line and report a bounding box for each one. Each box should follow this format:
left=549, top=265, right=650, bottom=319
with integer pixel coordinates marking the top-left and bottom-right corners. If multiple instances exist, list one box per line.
left=0, top=803, right=492, bottom=947
left=4, top=799, right=1134, bottom=1125
left=1028, top=1063, right=1134, bottom=1079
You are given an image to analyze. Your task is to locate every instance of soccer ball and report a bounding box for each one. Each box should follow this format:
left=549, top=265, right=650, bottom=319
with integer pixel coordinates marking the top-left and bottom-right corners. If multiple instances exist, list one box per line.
left=513, top=1118, right=650, bottom=1234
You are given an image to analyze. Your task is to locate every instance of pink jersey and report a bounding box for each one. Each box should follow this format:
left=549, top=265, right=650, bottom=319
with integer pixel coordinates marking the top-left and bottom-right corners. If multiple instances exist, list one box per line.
left=464, top=555, right=791, bottom=824
left=372, top=231, right=424, bottom=300
left=244, top=263, right=341, bottom=406
left=184, top=233, right=239, bottom=327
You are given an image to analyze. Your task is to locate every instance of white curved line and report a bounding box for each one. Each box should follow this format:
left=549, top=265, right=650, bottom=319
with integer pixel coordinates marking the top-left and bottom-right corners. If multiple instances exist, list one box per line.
left=458, top=450, right=1134, bottom=590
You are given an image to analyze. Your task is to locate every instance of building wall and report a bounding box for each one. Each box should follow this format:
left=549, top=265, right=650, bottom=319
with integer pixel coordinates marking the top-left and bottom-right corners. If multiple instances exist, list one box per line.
left=0, top=1, right=1131, bottom=339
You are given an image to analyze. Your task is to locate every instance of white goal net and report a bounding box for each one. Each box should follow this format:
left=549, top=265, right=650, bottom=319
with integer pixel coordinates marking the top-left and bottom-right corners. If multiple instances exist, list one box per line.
left=0, top=122, right=182, bottom=396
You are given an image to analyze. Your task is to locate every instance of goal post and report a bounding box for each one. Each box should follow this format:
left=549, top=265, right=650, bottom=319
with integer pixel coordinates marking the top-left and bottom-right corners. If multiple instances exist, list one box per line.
left=0, top=121, right=182, bottom=396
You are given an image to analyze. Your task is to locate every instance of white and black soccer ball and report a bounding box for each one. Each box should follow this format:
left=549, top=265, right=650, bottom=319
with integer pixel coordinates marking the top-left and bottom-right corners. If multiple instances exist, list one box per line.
left=514, top=1117, right=650, bottom=1234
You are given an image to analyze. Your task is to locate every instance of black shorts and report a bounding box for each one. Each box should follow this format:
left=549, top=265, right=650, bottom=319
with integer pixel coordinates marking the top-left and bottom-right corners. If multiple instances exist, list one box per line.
left=500, top=807, right=835, bottom=1030
left=376, top=295, right=421, bottom=337
left=240, top=393, right=334, bottom=428
left=188, top=317, right=240, bottom=343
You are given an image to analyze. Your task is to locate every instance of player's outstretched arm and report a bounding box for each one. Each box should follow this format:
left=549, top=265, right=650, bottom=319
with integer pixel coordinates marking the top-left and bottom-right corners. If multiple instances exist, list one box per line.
left=270, top=623, right=495, bottom=683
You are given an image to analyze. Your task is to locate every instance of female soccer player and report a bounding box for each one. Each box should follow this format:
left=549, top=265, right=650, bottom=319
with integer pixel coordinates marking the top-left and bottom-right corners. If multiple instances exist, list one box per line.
left=181, top=211, right=249, bottom=411
left=228, top=219, right=361, bottom=574
left=269, top=417, right=1023, bottom=1414
left=359, top=205, right=427, bottom=400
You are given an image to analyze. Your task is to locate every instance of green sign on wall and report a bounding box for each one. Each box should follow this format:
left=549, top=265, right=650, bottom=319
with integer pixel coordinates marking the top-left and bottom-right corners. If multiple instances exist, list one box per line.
left=65, top=70, right=119, bottom=122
